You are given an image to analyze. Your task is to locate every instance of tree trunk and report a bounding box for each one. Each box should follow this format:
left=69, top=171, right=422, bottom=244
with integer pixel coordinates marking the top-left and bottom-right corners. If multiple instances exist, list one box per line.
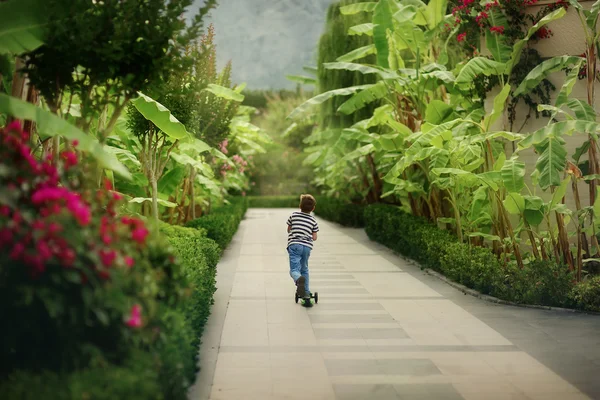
left=151, top=177, right=159, bottom=223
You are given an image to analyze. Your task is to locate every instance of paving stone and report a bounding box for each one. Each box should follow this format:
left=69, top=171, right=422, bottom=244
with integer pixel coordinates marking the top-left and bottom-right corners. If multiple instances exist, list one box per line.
left=200, top=209, right=597, bottom=400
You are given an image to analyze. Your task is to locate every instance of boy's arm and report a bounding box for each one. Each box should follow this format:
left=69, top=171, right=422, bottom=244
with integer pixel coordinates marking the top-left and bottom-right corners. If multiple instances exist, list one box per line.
left=312, top=221, right=319, bottom=241
left=288, top=226, right=292, bottom=233
left=287, top=215, right=292, bottom=233
left=312, top=232, right=318, bottom=241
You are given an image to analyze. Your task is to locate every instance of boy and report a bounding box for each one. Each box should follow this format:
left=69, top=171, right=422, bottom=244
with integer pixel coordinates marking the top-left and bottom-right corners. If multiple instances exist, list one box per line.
left=287, top=194, right=319, bottom=306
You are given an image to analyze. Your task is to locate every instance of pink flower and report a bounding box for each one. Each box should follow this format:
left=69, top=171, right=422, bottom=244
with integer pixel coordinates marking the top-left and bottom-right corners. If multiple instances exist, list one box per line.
left=490, top=26, right=505, bottom=34
left=0, top=228, right=13, bottom=247
left=0, top=205, right=10, bottom=217
left=10, top=242, right=25, bottom=260
left=124, top=256, right=135, bottom=268
left=131, top=227, right=149, bottom=244
left=457, top=32, right=467, bottom=42
left=99, top=249, right=117, bottom=267
left=61, top=151, right=78, bottom=168
left=126, top=304, right=143, bottom=328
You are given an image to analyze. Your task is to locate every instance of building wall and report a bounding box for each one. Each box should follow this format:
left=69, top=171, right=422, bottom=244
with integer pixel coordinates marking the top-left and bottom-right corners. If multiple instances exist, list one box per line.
left=485, top=1, right=599, bottom=214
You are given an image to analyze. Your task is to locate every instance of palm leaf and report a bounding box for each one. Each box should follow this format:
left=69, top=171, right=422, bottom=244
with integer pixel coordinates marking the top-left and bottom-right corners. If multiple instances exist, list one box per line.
left=286, top=75, right=317, bottom=85
left=337, top=81, right=389, bottom=115
left=514, top=55, right=581, bottom=97
left=203, top=84, right=244, bottom=102
left=0, top=0, right=46, bottom=55
left=509, top=8, right=567, bottom=73
left=340, top=2, right=377, bottom=15
left=132, top=92, right=191, bottom=140
left=348, top=23, right=376, bottom=36
left=456, top=58, right=507, bottom=84
left=287, top=84, right=375, bottom=120
left=336, top=44, right=377, bottom=62
left=501, top=157, right=526, bottom=193
left=323, top=62, right=397, bottom=79
left=373, top=0, right=394, bottom=68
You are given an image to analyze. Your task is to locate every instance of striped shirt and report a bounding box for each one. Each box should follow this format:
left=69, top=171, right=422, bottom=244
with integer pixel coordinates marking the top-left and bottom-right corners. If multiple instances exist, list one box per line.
left=287, top=211, right=319, bottom=249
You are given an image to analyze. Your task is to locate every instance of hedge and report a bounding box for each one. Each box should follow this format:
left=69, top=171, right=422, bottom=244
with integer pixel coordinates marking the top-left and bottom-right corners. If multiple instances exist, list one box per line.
left=159, top=224, right=220, bottom=374
left=0, top=218, right=238, bottom=399
left=364, top=204, right=600, bottom=312
left=185, top=197, right=248, bottom=250
left=248, top=196, right=365, bottom=227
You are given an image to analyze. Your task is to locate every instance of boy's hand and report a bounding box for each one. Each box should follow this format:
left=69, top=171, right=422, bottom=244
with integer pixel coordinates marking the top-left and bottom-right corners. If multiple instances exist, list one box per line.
left=312, top=232, right=318, bottom=241
left=287, top=226, right=291, bottom=233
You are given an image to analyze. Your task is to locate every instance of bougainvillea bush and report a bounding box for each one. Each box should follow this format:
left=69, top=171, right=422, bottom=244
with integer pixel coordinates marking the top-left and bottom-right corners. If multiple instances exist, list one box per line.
left=0, top=122, right=195, bottom=397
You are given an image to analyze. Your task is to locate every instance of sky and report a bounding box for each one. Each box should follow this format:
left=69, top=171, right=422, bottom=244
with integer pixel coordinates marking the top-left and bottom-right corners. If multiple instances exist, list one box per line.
left=188, top=0, right=334, bottom=89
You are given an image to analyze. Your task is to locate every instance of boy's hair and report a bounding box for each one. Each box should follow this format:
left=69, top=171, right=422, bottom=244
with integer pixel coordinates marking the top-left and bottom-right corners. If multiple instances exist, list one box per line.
left=299, top=194, right=316, bottom=213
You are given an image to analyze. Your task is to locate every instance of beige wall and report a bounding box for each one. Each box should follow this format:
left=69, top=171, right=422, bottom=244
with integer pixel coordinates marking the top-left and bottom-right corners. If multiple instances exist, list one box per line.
left=483, top=2, right=599, bottom=214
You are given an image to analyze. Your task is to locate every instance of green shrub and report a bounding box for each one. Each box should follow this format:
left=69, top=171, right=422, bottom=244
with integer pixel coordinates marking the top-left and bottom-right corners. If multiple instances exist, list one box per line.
left=185, top=197, right=247, bottom=250
left=363, top=204, right=600, bottom=312
left=315, top=197, right=365, bottom=227
left=159, top=224, right=219, bottom=350
left=570, top=276, right=600, bottom=312
left=0, top=352, right=162, bottom=400
left=501, top=260, right=574, bottom=307
left=440, top=242, right=504, bottom=295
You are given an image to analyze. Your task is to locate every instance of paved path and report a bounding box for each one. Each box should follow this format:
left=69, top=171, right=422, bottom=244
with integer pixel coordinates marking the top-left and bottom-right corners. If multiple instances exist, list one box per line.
left=190, top=208, right=600, bottom=400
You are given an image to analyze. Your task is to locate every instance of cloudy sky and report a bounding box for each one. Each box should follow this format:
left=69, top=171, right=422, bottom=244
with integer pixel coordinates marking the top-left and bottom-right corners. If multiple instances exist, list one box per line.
left=188, top=0, right=333, bottom=89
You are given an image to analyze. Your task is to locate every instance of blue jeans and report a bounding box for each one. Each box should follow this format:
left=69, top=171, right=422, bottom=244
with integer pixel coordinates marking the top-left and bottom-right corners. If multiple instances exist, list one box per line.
left=288, top=244, right=311, bottom=295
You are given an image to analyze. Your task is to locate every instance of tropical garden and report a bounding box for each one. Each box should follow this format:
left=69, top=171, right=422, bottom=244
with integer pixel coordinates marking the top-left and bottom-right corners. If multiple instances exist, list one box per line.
left=252, top=0, right=600, bottom=312
left=0, top=0, right=270, bottom=398
left=2, top=0, right=600, bottom=398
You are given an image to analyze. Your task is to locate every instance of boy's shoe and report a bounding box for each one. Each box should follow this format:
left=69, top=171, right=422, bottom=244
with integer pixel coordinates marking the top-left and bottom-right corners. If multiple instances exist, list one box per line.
left=296, top=276, right=306, bottom=298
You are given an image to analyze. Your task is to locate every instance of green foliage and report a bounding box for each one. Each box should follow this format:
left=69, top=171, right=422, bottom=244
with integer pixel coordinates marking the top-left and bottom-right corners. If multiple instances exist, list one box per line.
left=248, top=196, right=300, bottom=208
left=22, top=0, right=211, bottom=118
left=315, top=197, right=365, bottom=227
left=317, top=0, right=379, bottom=129
left=503, top=260, right=574, bottom=307
left=185, top=197, right=248, bottom=250
left=441, top=243, right=505, bottom=295
left=570, top=276, right=600, bottom=312
left=249, top=93, right=317, bottom=196
left=364, top=204, right=597, bottom=311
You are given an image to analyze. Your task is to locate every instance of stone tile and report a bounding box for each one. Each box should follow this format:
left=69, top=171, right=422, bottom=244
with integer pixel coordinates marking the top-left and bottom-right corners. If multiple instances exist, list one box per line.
left=309, top=314, right=396, bottom=324
left=334, top=383, right=399, bottom=400
left=325, top=358, right=441, bottom=376
left=215, top=353, right=271, bottom=369
left=429, top=353, right=498, bottom=376
left=311, top=281, right=362, bottom=287
left=393, top=383, right=465, bottom=400
left=479, top=352, right=554, bottom=375
left=268, top=325, right=317, bottom=346
left=324, top=244, right=376, bottom=255
left=313, top=302, right=384, bottom=311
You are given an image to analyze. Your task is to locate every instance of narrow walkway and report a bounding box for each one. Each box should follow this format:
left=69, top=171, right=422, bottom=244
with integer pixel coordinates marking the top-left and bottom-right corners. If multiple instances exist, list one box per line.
left=191, top=209, right=600, bottom=400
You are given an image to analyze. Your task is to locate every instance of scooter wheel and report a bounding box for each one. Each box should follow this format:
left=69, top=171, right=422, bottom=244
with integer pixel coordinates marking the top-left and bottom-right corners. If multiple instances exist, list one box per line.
left=314, top=292, right=319, bottom=304
left=295, top=293, right=299, bottom=304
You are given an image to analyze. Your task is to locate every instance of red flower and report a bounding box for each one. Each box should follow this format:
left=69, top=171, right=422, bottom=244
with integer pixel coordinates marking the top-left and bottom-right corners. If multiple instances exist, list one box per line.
left=490, top=26, right=505, bottom=34
left=61, top=151, right=78, bottom=169
left=124, top=256, right=135, bottom=268
left=476, top=12, right=488, bottom=25
left=131, top=227, right=149, bottom=244
left=99, top=249, right=117, bottom=267
left=457, top=32, right=467, bottom=42
left=126, top=304, right=143, bottom=328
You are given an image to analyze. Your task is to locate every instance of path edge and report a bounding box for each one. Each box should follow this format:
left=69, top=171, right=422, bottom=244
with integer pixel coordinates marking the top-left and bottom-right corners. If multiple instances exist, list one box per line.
left=188, top=224, right=244, bottom=400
